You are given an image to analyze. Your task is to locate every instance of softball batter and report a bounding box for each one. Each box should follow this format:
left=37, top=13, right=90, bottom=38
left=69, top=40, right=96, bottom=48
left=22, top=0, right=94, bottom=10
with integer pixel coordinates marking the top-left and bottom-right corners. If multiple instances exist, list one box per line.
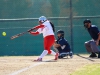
left=29, top=16, right=59, bottom=61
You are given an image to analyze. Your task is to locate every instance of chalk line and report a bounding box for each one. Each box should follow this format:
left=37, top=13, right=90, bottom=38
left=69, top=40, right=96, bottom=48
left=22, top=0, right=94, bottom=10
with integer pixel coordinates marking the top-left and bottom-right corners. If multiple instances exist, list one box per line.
left=8, top=62, right=45, bottom=75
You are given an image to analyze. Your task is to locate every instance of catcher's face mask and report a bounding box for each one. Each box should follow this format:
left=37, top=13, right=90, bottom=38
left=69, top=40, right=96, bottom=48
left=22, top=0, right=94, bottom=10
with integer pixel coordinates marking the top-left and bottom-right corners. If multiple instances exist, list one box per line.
left=57, top=33, right=61, bottom=38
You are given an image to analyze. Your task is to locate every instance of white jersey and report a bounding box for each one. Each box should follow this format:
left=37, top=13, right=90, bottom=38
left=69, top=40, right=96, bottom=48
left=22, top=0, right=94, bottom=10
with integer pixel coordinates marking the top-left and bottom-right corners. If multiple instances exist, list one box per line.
left=37, top=20, right=54, bottom=38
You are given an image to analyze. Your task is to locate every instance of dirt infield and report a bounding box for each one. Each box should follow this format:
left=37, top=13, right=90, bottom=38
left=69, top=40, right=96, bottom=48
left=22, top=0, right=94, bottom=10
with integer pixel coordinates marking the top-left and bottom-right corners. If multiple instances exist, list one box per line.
left=0, top=55, right=100, bottom=75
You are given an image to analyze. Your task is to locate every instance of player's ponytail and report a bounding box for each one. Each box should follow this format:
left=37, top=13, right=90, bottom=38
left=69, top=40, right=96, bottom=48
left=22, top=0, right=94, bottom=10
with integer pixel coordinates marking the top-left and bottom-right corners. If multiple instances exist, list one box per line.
left=50, top=22, right=55, bottom=32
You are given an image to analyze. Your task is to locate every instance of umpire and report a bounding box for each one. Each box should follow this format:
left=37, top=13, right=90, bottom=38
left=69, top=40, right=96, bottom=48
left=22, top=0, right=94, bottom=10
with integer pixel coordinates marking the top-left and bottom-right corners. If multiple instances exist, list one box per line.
left=84, top=19, right=100, bottom=58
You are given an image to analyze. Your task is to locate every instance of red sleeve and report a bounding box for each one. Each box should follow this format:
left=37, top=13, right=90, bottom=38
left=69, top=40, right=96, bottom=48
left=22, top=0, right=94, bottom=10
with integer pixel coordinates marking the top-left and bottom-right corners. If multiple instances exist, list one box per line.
left=33, top=24, right=45, bottom=29
left=30, top=31, right=39, bottom=35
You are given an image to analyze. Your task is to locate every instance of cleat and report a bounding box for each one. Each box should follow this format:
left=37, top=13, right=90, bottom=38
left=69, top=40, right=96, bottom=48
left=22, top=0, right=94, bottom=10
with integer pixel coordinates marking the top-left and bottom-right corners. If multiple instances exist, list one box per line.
left=98, top=52, right=100, bottom=58
left=69, top=53, right=73, bottom=58
left=69, top=51, right=73, bottom=58
left=54, top=53, right=59, bottom=60
left=58, top=56, right=63, bottom=59
left=34, top=58, right=42, bottom=62
left=89, top=53, right=97, bottom=58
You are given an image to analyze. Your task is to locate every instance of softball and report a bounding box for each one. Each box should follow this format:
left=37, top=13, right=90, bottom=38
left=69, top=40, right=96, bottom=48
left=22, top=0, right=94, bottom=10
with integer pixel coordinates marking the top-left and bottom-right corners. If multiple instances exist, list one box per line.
left=2, top=32, right=6, bottom=36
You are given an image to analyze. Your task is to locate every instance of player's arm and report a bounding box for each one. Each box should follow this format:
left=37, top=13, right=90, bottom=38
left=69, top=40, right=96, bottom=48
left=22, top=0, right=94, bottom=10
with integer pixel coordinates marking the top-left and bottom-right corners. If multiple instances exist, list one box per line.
left=54, top=42, right=66, bottom=50
left=53, top=40, right=61, bottom=47
left=97, top=32, right=100, bottom=41
left=27, top=24, right=45, bottom=32
left=54, top=40, right=65, bottom=48
left=93, top=27, right=100, bottom=45
left=53, top=43, right=61, bottom=47
left=29, top=28, right=41, bottom=35
left=96, top=32, right=100, bottom=45
left=33, top=24, right=45, bottom=30
left=29, top=31, right=39, bottom=35
left=59, top=40, right=66, bottom=49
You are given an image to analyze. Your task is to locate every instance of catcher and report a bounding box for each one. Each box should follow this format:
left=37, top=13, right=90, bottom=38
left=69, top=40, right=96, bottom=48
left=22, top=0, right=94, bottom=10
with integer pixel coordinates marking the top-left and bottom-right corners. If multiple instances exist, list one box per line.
left=53, top=30, right=73, bottom=59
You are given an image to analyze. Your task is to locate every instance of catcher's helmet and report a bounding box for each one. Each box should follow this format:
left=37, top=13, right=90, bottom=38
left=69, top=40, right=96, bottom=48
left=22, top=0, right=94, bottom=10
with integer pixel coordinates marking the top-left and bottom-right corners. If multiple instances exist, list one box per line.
left=39, top=16, right=47, bottom=23
left=57, top=30, right=64, bottom=37
left=83, top=19, right=91, bottom=24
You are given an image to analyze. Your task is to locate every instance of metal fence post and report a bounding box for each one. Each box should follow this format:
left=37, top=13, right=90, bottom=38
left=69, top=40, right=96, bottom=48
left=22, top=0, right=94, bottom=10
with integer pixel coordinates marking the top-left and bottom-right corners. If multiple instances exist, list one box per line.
left=69, top=0, right=73, bottom=52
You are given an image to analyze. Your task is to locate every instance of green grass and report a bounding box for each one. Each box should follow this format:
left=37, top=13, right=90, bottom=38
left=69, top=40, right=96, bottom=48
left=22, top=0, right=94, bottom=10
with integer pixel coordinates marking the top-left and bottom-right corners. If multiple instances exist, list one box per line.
left=71, top=64, right=100, bottom=75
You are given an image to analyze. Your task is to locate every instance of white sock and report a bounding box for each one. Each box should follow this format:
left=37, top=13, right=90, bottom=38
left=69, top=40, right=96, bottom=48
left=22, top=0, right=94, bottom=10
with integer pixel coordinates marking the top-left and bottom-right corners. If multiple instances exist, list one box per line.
left=51, top=50, right=56, bottom=55
left=39, top=50, right=48, bottom=58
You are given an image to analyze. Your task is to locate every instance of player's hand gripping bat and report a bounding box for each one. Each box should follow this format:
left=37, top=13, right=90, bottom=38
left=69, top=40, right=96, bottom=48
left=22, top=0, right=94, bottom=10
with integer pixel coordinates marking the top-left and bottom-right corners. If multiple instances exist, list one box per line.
left=11, top=28, right=34, bottom=40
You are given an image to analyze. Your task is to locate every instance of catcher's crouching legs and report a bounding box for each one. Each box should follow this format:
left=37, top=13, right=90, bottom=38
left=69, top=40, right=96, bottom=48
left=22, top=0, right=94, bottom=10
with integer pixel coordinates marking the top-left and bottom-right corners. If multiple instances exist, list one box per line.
left=58, top=53, right=67, bottom=59
left=58, top=52, right=72, bottom=59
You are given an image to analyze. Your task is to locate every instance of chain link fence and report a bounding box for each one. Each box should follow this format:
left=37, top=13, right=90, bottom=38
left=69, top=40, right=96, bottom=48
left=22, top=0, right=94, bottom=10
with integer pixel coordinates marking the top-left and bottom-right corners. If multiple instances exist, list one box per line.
left=0, top=0, right=100, bottom=55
